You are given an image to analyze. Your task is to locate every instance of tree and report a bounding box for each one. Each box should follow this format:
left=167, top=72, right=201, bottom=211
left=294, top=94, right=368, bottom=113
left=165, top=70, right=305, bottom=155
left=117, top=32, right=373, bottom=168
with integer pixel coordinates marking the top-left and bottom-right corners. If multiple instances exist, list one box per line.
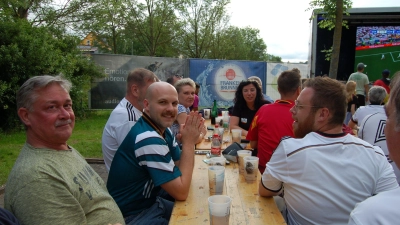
left=0, top=0, right=95, bottom=28
left=209, top=26, right=281, bottom=61
left=0, top=18, right=104, bottom=132
left=308, top=0, right=352, bottom=79
left=177, top=0, right=230, bottom=58
left=75, top=0, right=130, bottom=54
left=124, top=0, right=182, bottom=57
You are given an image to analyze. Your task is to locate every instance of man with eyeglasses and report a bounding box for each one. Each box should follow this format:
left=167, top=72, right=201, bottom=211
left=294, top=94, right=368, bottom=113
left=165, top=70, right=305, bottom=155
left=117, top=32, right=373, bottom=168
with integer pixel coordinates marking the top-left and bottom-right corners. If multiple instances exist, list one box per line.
left=102, top=68, right=159, bottom=171
left=259, top=77, right=398, bottom=224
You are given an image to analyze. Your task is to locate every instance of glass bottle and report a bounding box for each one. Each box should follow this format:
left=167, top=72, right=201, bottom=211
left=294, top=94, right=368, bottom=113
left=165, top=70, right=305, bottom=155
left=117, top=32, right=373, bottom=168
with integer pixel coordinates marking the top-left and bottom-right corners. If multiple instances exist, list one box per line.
left=211, top=100, right=218, bottom=125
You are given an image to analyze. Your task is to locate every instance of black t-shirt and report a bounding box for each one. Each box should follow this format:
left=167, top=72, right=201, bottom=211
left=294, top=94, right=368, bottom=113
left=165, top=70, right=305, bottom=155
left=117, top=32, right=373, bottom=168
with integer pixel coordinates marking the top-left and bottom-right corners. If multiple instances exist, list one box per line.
left=347, top=95, right=358, bottom=112
left=232, top=103, right=262, bottom=131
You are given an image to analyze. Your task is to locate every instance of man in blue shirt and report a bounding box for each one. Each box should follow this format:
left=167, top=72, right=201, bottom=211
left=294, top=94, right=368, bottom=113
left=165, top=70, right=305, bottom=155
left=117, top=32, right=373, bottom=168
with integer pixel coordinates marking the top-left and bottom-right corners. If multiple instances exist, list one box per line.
left=107, top=82, right=204, bottom=225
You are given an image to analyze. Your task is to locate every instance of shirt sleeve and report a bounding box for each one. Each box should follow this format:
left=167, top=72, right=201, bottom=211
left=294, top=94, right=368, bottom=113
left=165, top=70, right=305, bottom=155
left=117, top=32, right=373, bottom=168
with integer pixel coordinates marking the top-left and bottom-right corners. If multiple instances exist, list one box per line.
left=246, top=110, right=260, bottom=141
left=364, top=76, right=370, bottom=85
left=114, top=120, right=136, bottom=146
left=352, top=108, right=360, bottom=122
left=373, top=146, right=399, bottom=193
left=8, top=179, right=124, bottom=225
left=261, top=141, right=287, bottom=191
left=177, top=104, right=187, bottom=115
left=9, top=179, right=88, bottom=225
left=231, top=104, right=241, bottom=117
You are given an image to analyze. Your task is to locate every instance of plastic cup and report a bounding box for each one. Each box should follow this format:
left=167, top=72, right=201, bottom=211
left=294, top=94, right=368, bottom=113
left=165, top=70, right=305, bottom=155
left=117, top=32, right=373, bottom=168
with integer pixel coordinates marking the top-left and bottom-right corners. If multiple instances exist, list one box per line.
left=221, top=111, right=229, bottom=117
left=218, top=127, right=224, bottom=143
left=209, top=157, right=226, bottom=166
left=208, top=166, right=225, bottom=195
left=237, top=150, right=252, bottom=174
left=204, top=109, right=210, bottom=119
left=231, top=129, right=242, bottom=144
left=215, top=116, right=223, bottom=125
left=243, top=156, right=259, bottom=182
left=208, top=195, right=231, bottom=225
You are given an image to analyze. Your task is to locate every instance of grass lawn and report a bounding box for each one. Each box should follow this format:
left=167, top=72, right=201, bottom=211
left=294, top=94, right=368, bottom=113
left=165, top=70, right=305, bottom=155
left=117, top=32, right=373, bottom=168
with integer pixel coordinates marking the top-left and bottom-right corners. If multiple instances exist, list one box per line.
left=0, top=110, right=112, bottom=185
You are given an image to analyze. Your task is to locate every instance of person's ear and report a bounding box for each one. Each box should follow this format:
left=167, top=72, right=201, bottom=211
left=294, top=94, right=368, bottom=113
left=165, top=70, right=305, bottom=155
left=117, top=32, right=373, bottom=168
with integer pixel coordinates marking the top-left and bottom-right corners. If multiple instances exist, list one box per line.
left=18, top=108, right=31, bottom=127
left=316, top=108, right=330, bottom=122
left=143, top=99, right=149, bottom=112
left=130, top=84, right=139, bottom=97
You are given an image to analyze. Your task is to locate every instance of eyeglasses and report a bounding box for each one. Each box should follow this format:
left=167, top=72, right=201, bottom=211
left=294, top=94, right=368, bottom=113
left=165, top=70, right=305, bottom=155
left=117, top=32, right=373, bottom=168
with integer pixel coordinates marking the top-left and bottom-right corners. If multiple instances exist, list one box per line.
left=293, top=100, right=322, bottom=111
left=174, top=75, right=183, bottom=78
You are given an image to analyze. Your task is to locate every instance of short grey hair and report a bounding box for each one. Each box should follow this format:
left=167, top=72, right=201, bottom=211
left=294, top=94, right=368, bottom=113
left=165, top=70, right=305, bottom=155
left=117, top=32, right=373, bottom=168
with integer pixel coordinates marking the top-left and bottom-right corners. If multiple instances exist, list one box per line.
left=368, top=86, right=387, bottom=104
left=174, top=78, right=195, bottom=93
left=17, top=75, right=72, bottom=111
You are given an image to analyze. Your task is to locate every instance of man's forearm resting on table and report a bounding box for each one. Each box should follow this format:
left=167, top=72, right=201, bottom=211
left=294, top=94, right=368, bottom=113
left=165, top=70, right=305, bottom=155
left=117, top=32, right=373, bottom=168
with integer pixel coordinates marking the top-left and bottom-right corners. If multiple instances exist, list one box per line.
left=259, top=177, right=282, bottom=197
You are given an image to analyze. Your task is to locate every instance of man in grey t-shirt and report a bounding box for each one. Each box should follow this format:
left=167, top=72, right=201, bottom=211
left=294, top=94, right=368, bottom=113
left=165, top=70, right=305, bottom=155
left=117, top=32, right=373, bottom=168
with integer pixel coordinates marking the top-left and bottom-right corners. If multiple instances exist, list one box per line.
left=348, top=62, right=370, bottom=106
left=5, top=75, right=124, bottom=225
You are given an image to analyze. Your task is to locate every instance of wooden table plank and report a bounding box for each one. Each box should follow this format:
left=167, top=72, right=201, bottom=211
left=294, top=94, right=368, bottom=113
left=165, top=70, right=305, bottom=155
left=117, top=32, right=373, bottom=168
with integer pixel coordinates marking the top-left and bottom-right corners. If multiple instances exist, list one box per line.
left=169, top=155, right=286, bottom=225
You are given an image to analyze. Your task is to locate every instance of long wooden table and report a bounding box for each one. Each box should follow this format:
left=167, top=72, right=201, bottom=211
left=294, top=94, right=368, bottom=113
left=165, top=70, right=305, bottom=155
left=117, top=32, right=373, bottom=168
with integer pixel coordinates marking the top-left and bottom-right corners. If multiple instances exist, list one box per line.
left=169, top=155, right=286, bottom=224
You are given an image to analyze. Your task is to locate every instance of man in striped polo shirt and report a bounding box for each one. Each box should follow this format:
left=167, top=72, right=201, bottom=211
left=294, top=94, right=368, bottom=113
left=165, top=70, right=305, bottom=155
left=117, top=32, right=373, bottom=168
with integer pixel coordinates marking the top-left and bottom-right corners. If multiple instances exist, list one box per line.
left=107, top=82, right=204, bottom=225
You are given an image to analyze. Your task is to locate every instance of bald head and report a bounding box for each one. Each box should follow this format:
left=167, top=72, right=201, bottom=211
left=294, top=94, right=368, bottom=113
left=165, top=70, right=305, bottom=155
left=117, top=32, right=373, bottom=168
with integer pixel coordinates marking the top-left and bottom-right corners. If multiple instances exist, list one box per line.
left=146, top=82, right=177, bottom=101
left=144, top=82, right=179, bottom=131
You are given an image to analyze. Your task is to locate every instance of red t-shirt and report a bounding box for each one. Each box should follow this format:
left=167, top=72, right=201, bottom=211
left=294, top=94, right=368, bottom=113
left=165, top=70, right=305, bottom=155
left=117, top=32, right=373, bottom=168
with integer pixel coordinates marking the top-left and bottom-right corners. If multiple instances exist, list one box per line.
left=374, top=80, right=390, bottom=94
left=246, top=100, right=295, bottom=173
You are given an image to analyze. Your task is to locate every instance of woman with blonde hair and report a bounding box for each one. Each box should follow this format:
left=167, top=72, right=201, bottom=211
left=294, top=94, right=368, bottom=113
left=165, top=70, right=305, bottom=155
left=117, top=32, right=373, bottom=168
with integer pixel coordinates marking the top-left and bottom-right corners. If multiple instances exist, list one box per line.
left=171, top=78, right=206, bottom=144
left=345, top=81, right=358, bottom=124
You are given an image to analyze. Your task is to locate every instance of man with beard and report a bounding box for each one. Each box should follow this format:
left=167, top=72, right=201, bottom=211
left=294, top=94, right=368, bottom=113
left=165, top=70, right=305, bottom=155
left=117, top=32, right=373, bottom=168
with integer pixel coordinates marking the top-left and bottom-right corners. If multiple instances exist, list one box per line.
left=102, top=68, right=159, bottom=171
left=107, top=82, right=204, bottom=225
left=258, top=77, right=398, bottom=225
left=5, top=75, right=124, bottom=225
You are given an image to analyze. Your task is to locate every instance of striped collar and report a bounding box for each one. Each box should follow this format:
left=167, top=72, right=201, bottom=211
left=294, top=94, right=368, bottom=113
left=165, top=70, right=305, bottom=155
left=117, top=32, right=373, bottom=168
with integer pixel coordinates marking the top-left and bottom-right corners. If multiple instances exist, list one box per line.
left=274, top=99, right=294, bottom=105
left=315, top=131, right=346, bottom=138
left=142, top=112, right=165, bottom=137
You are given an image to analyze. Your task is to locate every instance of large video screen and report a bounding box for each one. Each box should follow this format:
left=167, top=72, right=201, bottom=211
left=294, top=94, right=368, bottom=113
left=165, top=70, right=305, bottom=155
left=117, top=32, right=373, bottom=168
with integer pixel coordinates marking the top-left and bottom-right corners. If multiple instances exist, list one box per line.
left=354, top=26, right=400, bottom=81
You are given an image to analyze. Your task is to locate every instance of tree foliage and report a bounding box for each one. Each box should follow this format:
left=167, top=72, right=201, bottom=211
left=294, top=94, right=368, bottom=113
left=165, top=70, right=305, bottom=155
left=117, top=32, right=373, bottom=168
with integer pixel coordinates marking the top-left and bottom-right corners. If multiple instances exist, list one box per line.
left=0, top=18, right=104, bottom=132
left=0, top=0, right=283, bottom=131
left=209, top=26, right=281, bottom=62
left=124, top=0, right=182, bottom=57
left=308, top=0, right=352, bottom=79
left=177, top=0, right=230, bottom=58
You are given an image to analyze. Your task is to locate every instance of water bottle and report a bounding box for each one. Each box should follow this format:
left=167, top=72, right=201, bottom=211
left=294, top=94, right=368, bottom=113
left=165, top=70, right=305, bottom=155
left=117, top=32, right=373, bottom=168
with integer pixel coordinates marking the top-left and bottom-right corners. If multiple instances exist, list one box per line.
left=211, top=133, right=221, bottom=157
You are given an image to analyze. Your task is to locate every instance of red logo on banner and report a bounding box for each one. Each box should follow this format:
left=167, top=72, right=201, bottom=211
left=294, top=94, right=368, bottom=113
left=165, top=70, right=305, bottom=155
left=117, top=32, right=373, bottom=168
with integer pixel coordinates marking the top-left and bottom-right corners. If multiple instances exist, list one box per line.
left=226, top=69, right=236, bottom=80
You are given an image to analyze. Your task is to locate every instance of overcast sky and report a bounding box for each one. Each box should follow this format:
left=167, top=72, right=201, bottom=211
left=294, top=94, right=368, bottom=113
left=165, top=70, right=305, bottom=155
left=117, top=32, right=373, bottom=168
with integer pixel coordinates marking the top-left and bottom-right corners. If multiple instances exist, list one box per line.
left=227, top=0, right=400, bottom=62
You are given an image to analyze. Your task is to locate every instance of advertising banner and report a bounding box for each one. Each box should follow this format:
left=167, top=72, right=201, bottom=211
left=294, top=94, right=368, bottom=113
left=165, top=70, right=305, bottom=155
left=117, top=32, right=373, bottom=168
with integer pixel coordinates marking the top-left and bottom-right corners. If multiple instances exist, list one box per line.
left=266, top=63, right=308, bottom=100
left=189, top=59, right=266, bottom=108
left=90, top=54, right=187, bottom=109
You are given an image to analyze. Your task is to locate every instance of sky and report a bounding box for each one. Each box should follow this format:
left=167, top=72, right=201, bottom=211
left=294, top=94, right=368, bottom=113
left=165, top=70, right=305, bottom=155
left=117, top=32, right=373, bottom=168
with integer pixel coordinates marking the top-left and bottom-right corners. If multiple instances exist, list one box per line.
left=227, top=0, right=400, bottom=62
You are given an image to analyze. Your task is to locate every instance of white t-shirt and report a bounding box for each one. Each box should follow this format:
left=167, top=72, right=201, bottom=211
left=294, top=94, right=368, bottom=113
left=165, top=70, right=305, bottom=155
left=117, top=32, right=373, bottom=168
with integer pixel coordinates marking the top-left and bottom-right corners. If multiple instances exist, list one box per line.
left=262, top=131, right=398, bottom=225
left=102, top=98, right=142, bottom=171
left=358, top=112, right=400, bottom=184
left=351, top=105, right=385, bottom=125
left=348, top=188, right=400, bottom=225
